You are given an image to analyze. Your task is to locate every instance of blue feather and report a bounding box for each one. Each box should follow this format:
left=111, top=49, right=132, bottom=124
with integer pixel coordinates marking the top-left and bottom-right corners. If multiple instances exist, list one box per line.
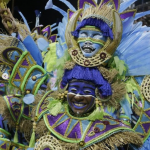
left=52, top=5, right=68, bottom=17
left=51, top=23, right=57, bottom=28
left=134, top=10, right=150, bottom=20
left=119, top=0, right=137, bottom=13
left=57, top=0, right=76, bottom=11
left=15, top=7, right=31, bottom=32
left=45, top=0, right=53, bottom=9
left=35, top=10, right=41, bottom=17
left=120, top=99, right=132, bottom=119
left=51, top=26, right=58, bottom=32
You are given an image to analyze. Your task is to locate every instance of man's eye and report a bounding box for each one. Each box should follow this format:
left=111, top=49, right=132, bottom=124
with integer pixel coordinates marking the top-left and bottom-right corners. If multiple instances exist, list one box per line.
left=84, top=90, right=91, bottom=94
left=70, top=88, right=77, bottom=93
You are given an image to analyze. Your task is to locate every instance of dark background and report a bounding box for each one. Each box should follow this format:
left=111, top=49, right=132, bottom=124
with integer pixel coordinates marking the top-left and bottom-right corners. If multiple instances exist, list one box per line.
left=0, top=0, right=150, bottom=34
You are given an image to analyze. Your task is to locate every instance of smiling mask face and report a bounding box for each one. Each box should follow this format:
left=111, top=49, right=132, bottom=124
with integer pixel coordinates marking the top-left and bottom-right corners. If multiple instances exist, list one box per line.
left=77, top=27, right=107, bottom=58
left=67, top=80, right=96, bottom=115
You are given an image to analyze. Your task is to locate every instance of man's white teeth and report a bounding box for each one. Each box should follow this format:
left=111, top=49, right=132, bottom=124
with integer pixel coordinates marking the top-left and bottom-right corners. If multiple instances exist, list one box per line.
left=74, top=103, right=84, bottom=107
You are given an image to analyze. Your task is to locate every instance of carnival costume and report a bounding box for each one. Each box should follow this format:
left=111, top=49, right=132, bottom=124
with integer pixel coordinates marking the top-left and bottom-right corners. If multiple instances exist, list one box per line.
left=0, top=0, right=150, bottom=150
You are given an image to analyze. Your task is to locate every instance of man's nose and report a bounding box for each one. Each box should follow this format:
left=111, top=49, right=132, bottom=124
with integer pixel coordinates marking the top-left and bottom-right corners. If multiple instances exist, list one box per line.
left=74, top=94, right=84, bottom=101
left=85, top=41, right=92, bottom=45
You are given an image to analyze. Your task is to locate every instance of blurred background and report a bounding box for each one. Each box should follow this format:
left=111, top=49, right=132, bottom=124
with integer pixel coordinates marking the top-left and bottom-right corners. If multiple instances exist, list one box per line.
left=0, top=0, right=150, bottom=34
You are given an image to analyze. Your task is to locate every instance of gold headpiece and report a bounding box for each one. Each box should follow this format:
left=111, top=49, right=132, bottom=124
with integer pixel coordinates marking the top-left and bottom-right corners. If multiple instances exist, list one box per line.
left=65, top=0, right=136, bottom=67
left=81, top=5, right=113, bottom=27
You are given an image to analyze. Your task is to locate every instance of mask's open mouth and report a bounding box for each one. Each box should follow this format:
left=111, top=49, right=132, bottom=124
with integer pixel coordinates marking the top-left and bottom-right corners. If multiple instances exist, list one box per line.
left=81, top=45, right=96, bottom=53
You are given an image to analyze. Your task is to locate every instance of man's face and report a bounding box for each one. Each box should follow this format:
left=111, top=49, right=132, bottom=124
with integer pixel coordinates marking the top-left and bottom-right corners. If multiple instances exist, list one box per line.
left=78, top=29, right=107, bottom=58
left=67, top=80, right=96, bottom=115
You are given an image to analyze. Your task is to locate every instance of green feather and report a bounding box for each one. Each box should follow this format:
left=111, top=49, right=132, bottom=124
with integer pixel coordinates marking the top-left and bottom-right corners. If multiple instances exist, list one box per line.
left=88, top=106, right=104, bottom=121
left=47, top=99, right=63, bottom=116
left=29, top=131, right=35, bottom=147
left=13, top=130, right=18, bottom=143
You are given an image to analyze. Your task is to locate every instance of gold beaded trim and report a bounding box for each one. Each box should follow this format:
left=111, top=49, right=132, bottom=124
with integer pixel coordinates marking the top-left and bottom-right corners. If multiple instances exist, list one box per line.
left=141, top=75, right=150, bottom=102
left=69, top=46, right=111, bottom=67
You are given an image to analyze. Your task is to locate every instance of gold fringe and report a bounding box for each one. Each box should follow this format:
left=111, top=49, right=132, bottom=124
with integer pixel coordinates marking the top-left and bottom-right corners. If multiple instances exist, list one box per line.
left=108, top=81, right=126, bottom=109
left=0, top=35, right=14, bottom=57
left=98, top=66, right=118, bottom=83
left=35, top=118, right=49, bottom=139
left=81, top=5, right=113, bottom=26
left=60, top=141, right=79, bottom=150
left=59, top=132, right=142, bottom=150
left=16, top=20, right=30, bottom=40
left=64, top=61, right=76, bottom=70
left=19, top=119, right=32, bottom=142
left=87, top=132, right=142, bottom=150
left=98, top=67, right=126, bottom=109
left=0, top=96, right=16, bottom=128
left=31, top=94, right=44, bottom=119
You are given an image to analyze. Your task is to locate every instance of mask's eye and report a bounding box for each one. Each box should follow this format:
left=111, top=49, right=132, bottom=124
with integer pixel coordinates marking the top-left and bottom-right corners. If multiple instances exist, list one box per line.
left=70, top=88, right=77, bottom=93
left=79, top=32, right=87, bottom=38
left=93, top=34, right=103, bottom=39
left=84, top=90, right=91, bottom=95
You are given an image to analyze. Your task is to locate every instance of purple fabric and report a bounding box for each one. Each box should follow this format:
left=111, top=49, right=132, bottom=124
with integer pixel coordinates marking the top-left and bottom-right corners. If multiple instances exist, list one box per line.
left=21, top=59, right=29, bottom=66
left=142, top=123, right=150, bottom=133
left=78, top=0, right=96, bottom=9
left=72, top=18, right=113, bottom=39
left=85, top=118, right=130, bottom=142
left=44, top=148, right=51, bottom=150
left=113, top=0, right=119, bottom=10
left=40, top=84, right=47, bottom=89
left=23, top=106, right=29, bottom=116
left=47, top=114, right=64, bottom=126
left=67, top=122, right=81, bottom=138
left=54, top=119, right=70, bottom=136
left=145, top=110, right=150, bottom=117
left=49, top=35, right=57, bottom=42
left=101, top=0, right=110, bottom=6
left=33, top=27, right=41, bottom=35
left=42, top=26, right=51, bottom=39
left=120, top=12, right=135, bottom=19
left=1, top=143, right=6, bottom=149
left=17, top=33, right=22, bottom=41
left=61, top=65, right=112, bottom=97
left=15, top=73, right=21, bottom=79
left=0, top=83, right=5, bottom=87
left=68, top=10, right=74, bottom=19
left=0, top=91, right=4, bottom=95
left=6, top=96, right=22, bottom=120
left=0, top=116, right=3, bottom=128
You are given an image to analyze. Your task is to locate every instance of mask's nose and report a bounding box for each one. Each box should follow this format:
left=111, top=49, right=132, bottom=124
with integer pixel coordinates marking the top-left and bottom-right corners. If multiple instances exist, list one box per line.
left=84, top=40, right=93, bottom=45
